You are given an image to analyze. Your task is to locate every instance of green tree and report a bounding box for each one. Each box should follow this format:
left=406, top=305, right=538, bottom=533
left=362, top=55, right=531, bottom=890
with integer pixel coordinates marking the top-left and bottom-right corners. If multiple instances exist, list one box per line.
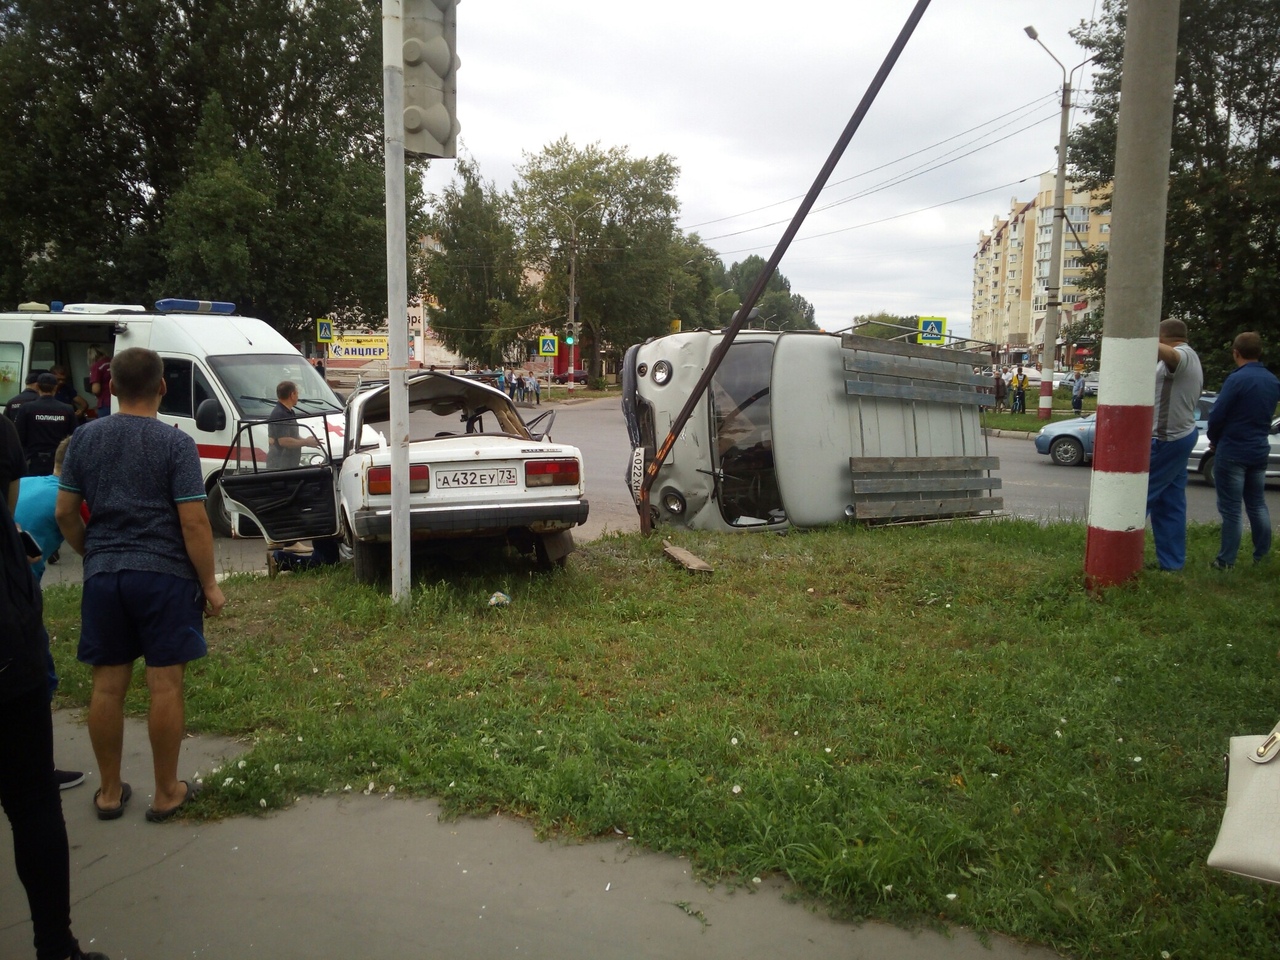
left=850, top=311, right=920, bottom=340
left=513, top=138, right=681, bottom=375
left=724, top=255, right=818, bottom=330
left=1070, top=0, right=1280, bottom=384
left=0, top=0, right=421, bottom=337
left=422, top=158, right=529, bottom=366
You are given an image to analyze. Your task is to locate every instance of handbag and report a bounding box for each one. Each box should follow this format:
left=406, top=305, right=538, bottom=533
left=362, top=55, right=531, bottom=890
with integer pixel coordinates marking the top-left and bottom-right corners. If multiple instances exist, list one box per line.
left=1207, top=720, right=1280, bottom=884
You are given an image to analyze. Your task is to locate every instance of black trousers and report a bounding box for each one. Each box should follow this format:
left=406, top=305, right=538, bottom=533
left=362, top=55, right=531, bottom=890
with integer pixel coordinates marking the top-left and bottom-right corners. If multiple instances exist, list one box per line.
left=0, top=685, right=76, bottom=960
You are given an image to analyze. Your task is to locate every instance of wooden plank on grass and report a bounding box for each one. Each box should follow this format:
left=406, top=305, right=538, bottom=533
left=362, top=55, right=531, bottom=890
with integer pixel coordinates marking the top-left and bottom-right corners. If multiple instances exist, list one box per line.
left=662, top=540, right=714, bottom=574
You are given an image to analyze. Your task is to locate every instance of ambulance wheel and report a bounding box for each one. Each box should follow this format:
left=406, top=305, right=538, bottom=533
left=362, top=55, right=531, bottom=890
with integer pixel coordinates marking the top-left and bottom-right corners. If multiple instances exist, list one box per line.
left=206, top=482, right=233, bottom=538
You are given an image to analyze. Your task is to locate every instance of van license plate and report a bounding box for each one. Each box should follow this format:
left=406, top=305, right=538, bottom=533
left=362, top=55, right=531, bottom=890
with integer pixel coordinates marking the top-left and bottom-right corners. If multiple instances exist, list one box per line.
left=435, top=468, right=518, bottom=488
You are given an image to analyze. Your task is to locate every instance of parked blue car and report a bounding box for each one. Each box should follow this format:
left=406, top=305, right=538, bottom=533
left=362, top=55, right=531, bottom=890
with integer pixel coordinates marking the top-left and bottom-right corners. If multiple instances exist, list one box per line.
left=1034, top=394, right=1217, bottom=467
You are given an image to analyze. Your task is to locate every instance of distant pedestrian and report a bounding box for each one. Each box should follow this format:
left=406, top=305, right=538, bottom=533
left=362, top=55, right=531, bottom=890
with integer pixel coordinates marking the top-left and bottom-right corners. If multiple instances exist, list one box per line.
left=531, top=373, right=541, bottom=405
left=56, top=346, right=226, bottom=823
left=1010, top=367, right=1028, bottom=414
left=993, top=369, right=1007, bottom=413
left=15, top=373, right=76, bottom=475
left=1206, top=332, right=1280, bottom=570
left=1071, top=371, right=1086, bottom=416
left=1147, top=319, right=1204, bottom=571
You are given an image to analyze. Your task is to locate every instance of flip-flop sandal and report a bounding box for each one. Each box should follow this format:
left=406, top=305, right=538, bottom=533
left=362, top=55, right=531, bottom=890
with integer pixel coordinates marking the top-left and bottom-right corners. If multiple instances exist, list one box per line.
left=93, top=782, right=132, bottom=821
left=145, top=780, right=202, bottom=823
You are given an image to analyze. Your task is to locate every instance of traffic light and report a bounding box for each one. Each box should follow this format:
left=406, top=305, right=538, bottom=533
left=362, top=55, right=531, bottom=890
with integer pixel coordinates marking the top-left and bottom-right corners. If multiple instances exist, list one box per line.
left=403, top=0, right=459, bottom=159
left=565, top=322, right=576, bottom=346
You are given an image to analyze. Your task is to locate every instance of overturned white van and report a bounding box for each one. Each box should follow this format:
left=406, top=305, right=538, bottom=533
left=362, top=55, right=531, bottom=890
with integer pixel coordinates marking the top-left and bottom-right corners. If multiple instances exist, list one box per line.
left=0, top=299, right=340, bottom=535
left=621, top=329, right=1002, bottom=532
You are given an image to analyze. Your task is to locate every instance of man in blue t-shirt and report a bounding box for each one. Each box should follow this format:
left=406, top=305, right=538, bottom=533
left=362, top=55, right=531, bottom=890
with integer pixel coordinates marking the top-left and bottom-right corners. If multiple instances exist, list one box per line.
left=1206, top=331, right=1280, bottom=569
left=56, top=347, right=226, bottom=823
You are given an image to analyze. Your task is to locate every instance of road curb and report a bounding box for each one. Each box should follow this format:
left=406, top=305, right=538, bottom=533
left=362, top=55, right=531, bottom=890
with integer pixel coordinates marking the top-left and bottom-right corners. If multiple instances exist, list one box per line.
left=983, top=428, right=1037, bottom=440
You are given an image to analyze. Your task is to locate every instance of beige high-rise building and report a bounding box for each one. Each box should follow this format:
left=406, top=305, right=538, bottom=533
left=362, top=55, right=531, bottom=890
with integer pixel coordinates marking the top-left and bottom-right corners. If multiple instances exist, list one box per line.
left=972, top=171, right=1110, bottom=368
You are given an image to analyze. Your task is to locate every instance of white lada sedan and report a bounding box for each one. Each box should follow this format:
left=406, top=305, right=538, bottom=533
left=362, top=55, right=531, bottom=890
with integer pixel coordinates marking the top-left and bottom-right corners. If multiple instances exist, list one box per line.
left=218, top=371, right=588, bottom=584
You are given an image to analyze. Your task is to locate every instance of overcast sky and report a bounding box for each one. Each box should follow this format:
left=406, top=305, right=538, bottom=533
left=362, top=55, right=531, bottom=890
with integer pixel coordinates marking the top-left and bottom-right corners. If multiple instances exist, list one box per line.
left=419, top=0, right=1104, bottom=338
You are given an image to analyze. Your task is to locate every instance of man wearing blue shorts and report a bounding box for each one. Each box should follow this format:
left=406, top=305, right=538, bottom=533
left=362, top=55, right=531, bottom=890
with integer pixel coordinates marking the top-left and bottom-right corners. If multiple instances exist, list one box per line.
left=56, top=348, right=226, bottom=822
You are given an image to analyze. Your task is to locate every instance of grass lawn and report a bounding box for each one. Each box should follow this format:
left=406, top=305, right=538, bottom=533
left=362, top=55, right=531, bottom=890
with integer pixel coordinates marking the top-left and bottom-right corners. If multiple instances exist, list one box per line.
left=44, top=520, right=1280, bottom=959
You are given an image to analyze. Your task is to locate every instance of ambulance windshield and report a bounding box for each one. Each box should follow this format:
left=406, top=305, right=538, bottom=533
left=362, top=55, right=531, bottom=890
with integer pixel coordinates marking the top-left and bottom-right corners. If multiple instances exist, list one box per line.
left=206, top=354, right=341, bottom=419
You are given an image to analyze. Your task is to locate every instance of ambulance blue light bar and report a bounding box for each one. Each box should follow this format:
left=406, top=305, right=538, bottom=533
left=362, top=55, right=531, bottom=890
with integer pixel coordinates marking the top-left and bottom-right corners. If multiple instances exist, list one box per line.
left=155, top=299, right=236, bottom=314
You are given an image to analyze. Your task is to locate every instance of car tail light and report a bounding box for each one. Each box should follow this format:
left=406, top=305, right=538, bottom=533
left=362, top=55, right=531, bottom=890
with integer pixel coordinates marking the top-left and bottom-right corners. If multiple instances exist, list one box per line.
left=367, top=465, right=430, bottom=496
left=525, top=458, right=580, bottom=487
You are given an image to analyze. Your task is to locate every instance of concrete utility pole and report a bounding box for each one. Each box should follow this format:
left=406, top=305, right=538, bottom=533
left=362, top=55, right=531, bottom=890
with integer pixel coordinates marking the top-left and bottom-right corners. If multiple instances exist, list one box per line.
left=1084, top=0, right=1182, bottom=587
left=382, top=0, right=412, bottom=603
left=551, top=198, right=604, bottom=392
left=1024, top=26, right=1094, bottom=420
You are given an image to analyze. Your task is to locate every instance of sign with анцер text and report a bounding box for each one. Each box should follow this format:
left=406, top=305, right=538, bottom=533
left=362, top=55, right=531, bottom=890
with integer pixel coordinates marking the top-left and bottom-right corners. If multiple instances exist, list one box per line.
left=329, top=335, right=388, bottom=360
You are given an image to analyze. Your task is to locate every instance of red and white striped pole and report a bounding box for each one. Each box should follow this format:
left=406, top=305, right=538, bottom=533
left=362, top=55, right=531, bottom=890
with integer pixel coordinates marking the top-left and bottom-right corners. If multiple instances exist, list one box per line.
left=1083, top=0, right=1182, bottom=588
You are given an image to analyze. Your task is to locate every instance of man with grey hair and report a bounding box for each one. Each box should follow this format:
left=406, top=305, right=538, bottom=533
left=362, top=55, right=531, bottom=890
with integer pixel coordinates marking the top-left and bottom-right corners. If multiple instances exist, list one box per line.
left=1205, top=331, right=1280, bottom=569
left=1147, top=318, right=1204, bottom=570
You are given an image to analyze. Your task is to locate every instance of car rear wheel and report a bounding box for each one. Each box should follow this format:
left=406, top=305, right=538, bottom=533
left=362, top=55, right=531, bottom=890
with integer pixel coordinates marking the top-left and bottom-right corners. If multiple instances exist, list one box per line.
left=1049, top=436, right=1085, bottom=467
left=352, top=537, right=391, bottom=586
left=1201, top=452, right=1216, bottom=487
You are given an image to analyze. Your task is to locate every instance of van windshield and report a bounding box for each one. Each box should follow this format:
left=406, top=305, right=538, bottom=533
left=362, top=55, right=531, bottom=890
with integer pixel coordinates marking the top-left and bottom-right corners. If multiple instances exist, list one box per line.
left=206, top=354, right=341, bottom=420
left=710, top=341, right=784, bottom=526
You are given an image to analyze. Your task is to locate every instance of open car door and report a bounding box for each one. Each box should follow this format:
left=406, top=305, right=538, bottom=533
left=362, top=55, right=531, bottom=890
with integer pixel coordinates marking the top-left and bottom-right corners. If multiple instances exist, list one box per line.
left=216, top=419, right=341, bottom=543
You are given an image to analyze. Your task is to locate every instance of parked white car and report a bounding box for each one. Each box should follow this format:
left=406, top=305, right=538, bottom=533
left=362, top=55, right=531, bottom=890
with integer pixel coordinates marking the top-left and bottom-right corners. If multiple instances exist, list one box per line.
left=218, top=372, right=589, bottom=583
left=1187, top=417, right=1280, bottom=487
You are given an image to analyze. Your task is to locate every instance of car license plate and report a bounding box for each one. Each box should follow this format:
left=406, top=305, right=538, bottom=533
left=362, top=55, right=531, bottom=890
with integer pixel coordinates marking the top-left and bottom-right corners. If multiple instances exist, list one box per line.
left=435, top=468, right=518, bottom=488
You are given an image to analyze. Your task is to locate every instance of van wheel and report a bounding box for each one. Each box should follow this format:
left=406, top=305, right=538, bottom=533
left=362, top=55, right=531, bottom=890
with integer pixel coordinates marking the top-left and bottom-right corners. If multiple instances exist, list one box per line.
left=206, top=481, right=233, bottom=538
left=352, top=537, right=391, bottom=586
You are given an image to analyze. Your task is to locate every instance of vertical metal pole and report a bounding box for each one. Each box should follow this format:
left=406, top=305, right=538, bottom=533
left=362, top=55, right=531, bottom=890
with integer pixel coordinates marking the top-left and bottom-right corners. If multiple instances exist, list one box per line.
left=1085, top=0, right=1182, bottom=588
left=567, top=222, right=577, bottom=394
left=1037, top=79, right=1071, bottom=419
left=382, top=0, right=411, bottom=602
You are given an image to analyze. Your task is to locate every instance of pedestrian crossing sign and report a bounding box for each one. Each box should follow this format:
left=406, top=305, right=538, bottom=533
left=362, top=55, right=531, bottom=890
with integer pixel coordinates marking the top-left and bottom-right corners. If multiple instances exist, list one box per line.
left=539, top=335, right=558, bottom=356
left=316, top=319, right=333, bottom=343
left=918, top=316, right=946, bottom=344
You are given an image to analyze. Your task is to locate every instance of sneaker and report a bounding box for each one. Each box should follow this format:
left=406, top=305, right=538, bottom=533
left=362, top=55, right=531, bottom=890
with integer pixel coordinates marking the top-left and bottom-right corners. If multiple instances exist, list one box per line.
left=1210, top=559, right=1234, bottom=571
left=48, top=549, right=59, bottom=565
left=56, top=769, right=85, bottom=790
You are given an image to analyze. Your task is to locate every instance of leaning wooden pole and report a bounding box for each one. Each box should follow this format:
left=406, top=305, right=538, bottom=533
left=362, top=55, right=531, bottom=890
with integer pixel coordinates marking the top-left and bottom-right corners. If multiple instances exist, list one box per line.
left=636, top=0, right=933, bottom=533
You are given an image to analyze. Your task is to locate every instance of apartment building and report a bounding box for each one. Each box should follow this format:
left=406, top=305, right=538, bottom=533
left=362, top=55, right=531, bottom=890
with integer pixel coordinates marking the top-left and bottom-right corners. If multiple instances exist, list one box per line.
left=972, top=171, right=1110, bottom=368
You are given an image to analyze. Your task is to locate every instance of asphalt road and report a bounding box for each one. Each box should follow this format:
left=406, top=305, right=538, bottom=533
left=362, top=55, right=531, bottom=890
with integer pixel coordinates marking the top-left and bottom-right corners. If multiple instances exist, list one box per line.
left=40, top=402, right=1276, bottom=588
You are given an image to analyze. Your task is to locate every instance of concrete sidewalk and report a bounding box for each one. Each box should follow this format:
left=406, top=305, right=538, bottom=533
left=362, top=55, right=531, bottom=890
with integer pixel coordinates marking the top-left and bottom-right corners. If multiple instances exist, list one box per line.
left=1, top=713, right=1064, bottom=960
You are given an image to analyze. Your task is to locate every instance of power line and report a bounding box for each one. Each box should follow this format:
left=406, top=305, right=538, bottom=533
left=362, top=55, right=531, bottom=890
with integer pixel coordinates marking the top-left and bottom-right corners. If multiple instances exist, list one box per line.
left=682, top=90, right=1058, bottom=230
left=712, top=174, right=1039, bottom=257
left=699, top=114, right=1058, bottom=243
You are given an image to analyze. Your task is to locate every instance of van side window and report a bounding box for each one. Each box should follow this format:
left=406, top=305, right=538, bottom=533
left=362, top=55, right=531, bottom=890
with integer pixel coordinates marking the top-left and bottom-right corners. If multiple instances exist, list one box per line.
left=194, top=365, right=214, bottom=410
left=0, top=342, right=25, bottom=405
left=160, top=358, right=195, bottom=418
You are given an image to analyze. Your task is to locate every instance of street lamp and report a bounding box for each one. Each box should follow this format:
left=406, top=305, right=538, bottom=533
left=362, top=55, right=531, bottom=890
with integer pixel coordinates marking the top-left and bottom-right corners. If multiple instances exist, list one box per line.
left=711, top=289, right=737, bottom=327
left=550, top=197, right=606, bottom=391
left=1025, top=24, right=1094, bottom=420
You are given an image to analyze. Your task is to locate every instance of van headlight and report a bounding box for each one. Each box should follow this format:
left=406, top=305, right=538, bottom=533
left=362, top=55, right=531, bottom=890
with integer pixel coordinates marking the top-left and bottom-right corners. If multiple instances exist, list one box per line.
left=660, top=488, right=686, bottom=515
left=651, top=360, right=672, bottom=385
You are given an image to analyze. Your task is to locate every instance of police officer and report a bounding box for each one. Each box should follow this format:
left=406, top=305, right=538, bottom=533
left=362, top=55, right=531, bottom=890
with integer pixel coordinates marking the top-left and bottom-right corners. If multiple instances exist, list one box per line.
left=15, top=373, right=76, bottom=475
left=3, top=370, right=43, bottom=422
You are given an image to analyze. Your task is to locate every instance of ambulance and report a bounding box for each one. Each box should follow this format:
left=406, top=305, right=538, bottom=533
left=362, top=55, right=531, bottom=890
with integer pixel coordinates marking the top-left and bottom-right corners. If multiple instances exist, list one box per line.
left=0, top=299, right=342, bottom=536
